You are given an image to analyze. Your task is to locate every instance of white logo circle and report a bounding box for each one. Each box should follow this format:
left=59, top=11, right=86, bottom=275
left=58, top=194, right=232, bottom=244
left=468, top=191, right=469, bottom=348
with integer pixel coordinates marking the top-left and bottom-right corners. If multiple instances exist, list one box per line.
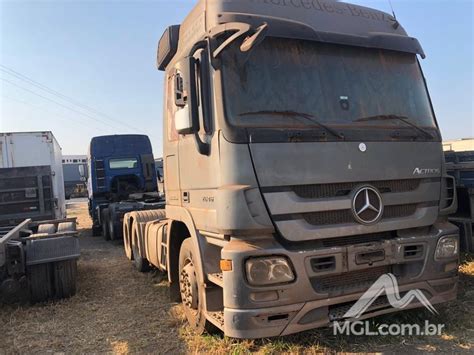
left=359, top=143, right=367, bottom=152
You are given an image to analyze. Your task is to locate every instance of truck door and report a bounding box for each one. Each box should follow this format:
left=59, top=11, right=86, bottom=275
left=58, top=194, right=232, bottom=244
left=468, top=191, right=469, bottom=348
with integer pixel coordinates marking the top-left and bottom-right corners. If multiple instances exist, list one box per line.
left=166, top=44, right=217, bottom=212
left=176, top=46, right=217, bottom=214
left=164, top=73, right=181, bottom=205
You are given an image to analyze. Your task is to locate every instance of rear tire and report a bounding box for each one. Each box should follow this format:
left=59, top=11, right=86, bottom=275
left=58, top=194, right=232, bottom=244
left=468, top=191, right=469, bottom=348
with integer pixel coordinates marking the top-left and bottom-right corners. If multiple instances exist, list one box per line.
left=179, top=238, right=217, bottom=335
left=132, top=240, right=150, bottom=272
left=109, top=219, right=122, bottom=241
left=101, top=208, right=110, bottom=241
left=28, top=263, right=54, bottom=303
left=123, top=218, right=133, bottom=260
left=53, top=260, right=77, bottom=299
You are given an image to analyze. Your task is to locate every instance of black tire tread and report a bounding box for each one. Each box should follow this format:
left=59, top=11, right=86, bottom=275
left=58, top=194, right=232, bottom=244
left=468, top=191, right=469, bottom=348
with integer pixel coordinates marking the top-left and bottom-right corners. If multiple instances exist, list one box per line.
left=102, top=208, right=110, bottom=241
left=53, top=260, right=77, bottom=299
left=28, top=263, right=54, bottom=303
left=132, top=242, right=150, bottom=272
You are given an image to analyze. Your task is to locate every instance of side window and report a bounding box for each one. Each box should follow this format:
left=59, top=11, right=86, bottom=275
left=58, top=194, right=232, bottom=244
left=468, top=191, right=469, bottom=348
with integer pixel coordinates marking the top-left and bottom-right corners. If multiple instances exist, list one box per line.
left=167, top=75, right=179, bottom=141
left=195, top=49, right=212, bottom=135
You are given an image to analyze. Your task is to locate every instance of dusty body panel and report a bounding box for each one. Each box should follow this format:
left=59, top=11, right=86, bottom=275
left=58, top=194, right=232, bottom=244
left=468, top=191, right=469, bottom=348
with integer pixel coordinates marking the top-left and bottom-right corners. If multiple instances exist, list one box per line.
left=143, top=0, right=461, bottom=338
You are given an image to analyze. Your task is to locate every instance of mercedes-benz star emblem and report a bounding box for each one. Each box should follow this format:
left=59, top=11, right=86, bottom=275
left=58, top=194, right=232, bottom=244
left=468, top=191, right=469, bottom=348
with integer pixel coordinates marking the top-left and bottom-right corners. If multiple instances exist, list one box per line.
left=352, top=186, right=384, bottom=225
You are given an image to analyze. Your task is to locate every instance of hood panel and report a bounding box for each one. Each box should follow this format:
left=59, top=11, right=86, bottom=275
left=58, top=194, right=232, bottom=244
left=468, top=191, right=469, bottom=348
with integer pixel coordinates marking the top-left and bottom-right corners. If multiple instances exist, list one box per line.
left=249, top=142, right=442, bottom=242
left=250, top=142, right=442, bottom=187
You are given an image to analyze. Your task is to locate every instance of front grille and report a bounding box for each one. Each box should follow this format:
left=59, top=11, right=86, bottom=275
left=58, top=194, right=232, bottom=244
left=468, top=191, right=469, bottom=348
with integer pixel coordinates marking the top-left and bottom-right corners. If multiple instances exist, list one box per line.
left=292, top=179, right=422, bottom=199
left=302, top=209, right=353, bottom=225
left=382, top=204, right=418, bottom=219
left=321, top=232, right=395, bottom=248
left=310, top=266, right=389, bottom=294
left=299, top=204, right=418, bottom=226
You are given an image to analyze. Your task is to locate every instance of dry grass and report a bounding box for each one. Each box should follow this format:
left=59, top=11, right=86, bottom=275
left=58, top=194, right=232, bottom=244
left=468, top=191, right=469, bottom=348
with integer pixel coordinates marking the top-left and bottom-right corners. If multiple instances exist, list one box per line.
left=0, top=201, right=472, bottom=354
left=0, top=201, right=184, bottom=354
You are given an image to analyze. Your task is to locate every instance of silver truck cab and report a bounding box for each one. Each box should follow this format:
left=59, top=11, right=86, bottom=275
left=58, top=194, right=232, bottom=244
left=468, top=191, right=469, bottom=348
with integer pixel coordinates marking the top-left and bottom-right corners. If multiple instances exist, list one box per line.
left=128, top=0, right=460, bottom=339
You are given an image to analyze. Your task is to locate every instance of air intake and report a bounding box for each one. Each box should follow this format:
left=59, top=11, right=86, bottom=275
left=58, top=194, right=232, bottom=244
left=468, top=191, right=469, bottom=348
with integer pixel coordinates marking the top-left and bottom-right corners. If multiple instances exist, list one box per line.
left=404, top=245, right=424, bottom=259
left=310, top=256, right=336, bottom=272
left=439, top=176, right=457, bottom=215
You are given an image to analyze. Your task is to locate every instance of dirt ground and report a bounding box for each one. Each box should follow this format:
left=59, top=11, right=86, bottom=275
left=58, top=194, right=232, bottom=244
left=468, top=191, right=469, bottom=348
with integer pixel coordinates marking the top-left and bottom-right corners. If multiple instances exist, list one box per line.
left=0, top=200, right=473, bottom=354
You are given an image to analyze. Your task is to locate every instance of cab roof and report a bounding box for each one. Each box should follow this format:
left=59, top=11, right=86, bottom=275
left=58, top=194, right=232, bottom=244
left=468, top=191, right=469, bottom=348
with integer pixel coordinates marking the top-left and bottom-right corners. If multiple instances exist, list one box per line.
left=89, top=135, right=152, bottom=158
left=175, top=0, right=424, bottom=61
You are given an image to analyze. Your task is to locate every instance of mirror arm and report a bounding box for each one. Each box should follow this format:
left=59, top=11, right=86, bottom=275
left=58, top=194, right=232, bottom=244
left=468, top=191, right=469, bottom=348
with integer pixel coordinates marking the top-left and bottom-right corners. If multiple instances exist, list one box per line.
left=208, top=23, right=251, bottom=58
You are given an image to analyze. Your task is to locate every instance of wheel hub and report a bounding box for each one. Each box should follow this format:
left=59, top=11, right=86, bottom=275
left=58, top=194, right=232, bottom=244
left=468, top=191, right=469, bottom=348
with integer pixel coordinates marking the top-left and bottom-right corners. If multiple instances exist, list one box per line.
left=180, top=261, right=198, bottom=310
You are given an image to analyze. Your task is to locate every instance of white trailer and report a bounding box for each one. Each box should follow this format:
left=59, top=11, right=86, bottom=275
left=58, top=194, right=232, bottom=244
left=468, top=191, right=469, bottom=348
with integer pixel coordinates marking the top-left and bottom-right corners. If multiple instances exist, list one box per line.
left=0, top=131, right=66, bottom=223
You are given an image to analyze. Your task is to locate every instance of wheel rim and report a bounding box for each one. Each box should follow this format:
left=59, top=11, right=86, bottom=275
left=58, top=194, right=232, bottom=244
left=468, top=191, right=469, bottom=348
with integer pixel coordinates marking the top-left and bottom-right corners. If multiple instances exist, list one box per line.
left=180, top=259, right=199, bottom=311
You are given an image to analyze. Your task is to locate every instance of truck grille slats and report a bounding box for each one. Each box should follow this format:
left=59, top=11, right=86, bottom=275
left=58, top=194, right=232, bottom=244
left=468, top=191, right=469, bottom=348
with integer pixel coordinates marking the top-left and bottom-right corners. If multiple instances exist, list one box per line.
left=264, top=178, right=440, bottom=241
left=321, top=232, right=395, bottom=248
left=274, top=204, right=418, bottom=226
left=291, top=179, right=422, bottom=199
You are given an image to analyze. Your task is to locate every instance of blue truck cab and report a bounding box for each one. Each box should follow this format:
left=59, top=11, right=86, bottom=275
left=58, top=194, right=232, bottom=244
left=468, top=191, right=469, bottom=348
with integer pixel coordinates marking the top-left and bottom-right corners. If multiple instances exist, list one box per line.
left=87, top=135, right=160, bottom=239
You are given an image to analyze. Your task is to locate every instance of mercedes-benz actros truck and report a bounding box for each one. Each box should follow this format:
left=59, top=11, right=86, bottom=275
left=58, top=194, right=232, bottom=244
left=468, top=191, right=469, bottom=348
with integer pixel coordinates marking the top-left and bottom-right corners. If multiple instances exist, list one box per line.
left=124, top=0, right=460, bottom=339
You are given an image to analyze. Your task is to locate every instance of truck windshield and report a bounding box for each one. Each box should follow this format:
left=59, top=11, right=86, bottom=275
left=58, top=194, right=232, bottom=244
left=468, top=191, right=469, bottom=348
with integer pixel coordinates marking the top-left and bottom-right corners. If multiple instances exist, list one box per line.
left=109, top=158, right=138, bottom=170
left=221, top=37, right=437, bottom=137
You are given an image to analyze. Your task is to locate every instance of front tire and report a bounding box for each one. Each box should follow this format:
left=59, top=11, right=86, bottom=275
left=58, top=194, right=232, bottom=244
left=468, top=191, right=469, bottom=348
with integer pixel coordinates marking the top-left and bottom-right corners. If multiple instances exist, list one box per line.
left=179, top=238, right=216, bottom=335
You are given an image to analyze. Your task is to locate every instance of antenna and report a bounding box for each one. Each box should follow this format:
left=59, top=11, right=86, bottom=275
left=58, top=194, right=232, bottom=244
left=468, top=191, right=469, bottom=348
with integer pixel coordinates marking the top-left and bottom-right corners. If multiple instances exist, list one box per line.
left=388, top=0, right=397, bottom=19
left=388, top=0, right=400, bottom=29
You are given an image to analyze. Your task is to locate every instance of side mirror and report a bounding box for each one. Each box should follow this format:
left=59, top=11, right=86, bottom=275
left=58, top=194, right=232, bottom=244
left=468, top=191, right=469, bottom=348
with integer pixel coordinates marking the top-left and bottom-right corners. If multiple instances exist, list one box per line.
left=174, top=56, right=199, bottom=135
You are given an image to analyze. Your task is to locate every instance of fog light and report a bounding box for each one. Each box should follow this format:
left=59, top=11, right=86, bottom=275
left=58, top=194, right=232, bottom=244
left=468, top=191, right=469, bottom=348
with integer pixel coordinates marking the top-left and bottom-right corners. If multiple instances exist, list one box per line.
left=435, top=236, right=459, bottom=260
left=245, top=256, right=295, bottom=286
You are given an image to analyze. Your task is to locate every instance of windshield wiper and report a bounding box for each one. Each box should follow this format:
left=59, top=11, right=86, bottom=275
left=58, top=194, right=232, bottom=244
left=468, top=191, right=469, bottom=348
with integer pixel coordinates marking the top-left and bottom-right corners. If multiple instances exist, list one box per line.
left=239, top=110, right=344, bottom=140
left=356, top=114, right=433, bottom=139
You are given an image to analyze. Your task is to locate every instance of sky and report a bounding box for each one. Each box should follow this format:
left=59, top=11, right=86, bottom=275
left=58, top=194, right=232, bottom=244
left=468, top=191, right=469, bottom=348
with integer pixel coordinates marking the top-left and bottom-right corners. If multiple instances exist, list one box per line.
left=0, top=0, right=473, bottom=156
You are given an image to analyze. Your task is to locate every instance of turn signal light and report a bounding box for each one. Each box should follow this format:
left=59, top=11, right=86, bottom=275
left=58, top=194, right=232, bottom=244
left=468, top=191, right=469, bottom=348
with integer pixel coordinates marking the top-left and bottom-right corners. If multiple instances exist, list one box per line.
left=220, top=259, right=233, bottom=272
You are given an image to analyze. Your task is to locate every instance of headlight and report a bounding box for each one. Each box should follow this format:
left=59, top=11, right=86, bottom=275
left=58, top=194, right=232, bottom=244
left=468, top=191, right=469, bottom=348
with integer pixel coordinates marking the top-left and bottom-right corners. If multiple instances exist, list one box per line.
left=245, top=256, right=295, bottom=286
left=435, top=236, right=459, bottom=260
